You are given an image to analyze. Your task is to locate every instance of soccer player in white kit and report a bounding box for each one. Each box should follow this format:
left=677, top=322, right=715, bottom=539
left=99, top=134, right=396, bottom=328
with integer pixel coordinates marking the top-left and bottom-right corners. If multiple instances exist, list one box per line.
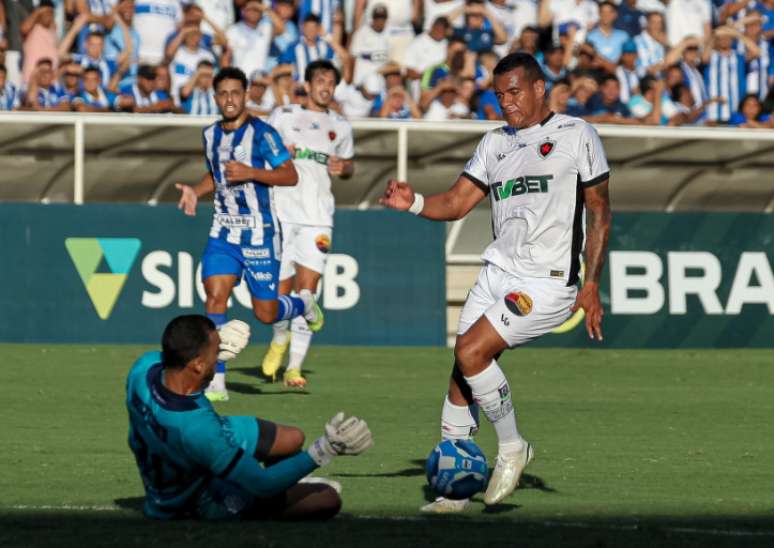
left=261, top=60, right=355, bottom=388
left=381, top=53, right=611, bottom=512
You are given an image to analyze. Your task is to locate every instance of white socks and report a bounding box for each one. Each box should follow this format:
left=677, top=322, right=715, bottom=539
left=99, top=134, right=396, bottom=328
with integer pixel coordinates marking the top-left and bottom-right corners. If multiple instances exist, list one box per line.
left=207, top=372, right=226, bottom=392
left=441, top=396, right=480, bottom=440
left=286, top=315, right=313, bottom=371
left=272, top=320, right=290, bottom=345
left=464, top=361, right=525, bottom=455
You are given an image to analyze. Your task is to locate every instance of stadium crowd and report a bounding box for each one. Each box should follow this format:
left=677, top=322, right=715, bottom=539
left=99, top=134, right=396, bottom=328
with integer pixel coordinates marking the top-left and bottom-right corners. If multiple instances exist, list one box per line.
left=0, top=0, right=773, bottom=125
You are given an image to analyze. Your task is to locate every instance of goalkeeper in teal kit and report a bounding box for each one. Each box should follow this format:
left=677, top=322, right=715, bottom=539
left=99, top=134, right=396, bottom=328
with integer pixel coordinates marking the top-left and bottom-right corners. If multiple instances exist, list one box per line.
left=126, top=315, right=372, bottom=520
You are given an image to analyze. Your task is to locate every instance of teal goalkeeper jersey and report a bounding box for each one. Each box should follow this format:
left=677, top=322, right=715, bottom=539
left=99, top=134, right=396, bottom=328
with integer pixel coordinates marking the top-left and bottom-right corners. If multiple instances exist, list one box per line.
left=126, top=352, right=317, bottom=519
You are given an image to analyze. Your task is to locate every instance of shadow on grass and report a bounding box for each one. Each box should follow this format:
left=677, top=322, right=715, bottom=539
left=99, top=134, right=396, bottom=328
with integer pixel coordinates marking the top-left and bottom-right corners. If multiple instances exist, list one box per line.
left=3, top=510, right=774, bottom=548
left=227, top=381, right=309, bottom=396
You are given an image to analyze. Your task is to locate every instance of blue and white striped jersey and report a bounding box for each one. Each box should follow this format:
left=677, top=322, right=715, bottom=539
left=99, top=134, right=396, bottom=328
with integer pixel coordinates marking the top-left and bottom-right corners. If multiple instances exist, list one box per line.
left=736, top=37, right=772, bottom=100
left=681, top=60, right=708, bottom=107
left=183, top=88, right=218, bottom=115
left=0, top=82, right=21, bottom=110
left=616, top=66, right=641, bottom=104
left=203, top=117, right=292, bottom=246
left=73, top=54, right=117, bottom=88
left=279, top=38, right=336, bottom=80
left=704, top=50, right=746, bottom=121
left=119, top=84, right=171, bottom=108
left=634, top=31, right=665, bottom=73
left=298, top=0, right=340, bottom=35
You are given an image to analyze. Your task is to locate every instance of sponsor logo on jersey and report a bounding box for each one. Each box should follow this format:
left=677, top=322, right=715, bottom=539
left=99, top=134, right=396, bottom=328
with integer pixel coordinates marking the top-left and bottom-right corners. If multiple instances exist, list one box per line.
left=504, top=291, right=533, bottom=316
left=296, top=147, right=330, bottom=165
left=315, top=234, right=331, bottom=253
left=249, top=271, right=273, bottom=282
left=215, top=213, right=256, bottom=229
left=263, top=131, right=280, bottom=157
left=242, top=247, right=270, bottom=259
left=311, top=122, right=320, bottom=130
left=492, top=175, right=553, bottom=201
left=538, top=139, right=556, bottom=158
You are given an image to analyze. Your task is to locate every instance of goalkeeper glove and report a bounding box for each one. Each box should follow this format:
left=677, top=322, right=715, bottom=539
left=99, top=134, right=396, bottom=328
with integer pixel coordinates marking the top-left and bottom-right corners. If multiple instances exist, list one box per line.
left=308, top=412, right=373, bottom=466
left=217, top=320, right=251, bottom=361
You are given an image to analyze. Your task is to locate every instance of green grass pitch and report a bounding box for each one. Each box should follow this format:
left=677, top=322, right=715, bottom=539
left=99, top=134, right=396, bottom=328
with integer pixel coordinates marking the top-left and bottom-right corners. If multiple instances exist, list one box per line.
left=1, top=344, right=773, bottom=547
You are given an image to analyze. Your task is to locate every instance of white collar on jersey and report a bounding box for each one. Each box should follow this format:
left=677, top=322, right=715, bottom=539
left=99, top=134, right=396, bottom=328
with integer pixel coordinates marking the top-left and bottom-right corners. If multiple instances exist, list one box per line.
left=502, top=111, right=555, bottom=136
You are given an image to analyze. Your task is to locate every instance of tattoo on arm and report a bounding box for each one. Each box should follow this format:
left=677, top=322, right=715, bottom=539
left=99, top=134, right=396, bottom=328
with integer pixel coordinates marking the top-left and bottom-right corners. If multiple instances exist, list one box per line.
left=584, top=181, right=611, bottom=284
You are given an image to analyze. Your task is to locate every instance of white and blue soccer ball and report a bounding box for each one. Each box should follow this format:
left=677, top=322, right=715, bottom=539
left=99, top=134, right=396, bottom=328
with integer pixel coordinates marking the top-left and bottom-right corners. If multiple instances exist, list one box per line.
left=426, top=439, right=489, bottom=500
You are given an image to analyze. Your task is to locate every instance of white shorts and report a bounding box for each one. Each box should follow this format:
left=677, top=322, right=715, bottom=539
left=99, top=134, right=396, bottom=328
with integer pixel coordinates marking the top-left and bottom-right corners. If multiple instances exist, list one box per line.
left=279, top=223, right=332, bottom=281
left=457, top=262, right=578, bottom=348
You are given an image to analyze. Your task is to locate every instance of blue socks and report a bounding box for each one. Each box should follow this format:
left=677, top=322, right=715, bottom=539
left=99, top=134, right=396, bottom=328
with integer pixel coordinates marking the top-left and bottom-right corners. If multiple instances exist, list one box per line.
left=207, top=313, right=227, bottom=374
left=275, top=295, right=305, bottom=322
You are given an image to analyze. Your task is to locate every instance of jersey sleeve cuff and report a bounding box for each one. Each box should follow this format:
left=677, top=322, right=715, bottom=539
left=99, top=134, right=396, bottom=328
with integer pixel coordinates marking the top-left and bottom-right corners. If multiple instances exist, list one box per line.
left=581, top=171, right=610, bottom=188
left=462, top=171, right=489, bottom=194
left=269, top=149, right=292, bottom=169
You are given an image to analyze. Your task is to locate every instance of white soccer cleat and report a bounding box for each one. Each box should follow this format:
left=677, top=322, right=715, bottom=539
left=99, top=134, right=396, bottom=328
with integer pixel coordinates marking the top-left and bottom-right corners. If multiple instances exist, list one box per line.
left=419, top=497, right=469, bottom=514
left=483, top=442, right=533, bottom=505
left=298, top=476, right=342, bottom=494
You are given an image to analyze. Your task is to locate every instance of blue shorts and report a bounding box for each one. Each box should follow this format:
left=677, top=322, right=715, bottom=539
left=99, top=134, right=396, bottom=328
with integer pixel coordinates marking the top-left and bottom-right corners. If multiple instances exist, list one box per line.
left=201, top=237, right=279, bottom=301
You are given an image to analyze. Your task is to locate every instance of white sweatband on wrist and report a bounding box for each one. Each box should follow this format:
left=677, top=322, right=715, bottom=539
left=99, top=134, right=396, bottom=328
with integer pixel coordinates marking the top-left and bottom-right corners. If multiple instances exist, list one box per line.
left=408, top=193, right=425, bottom=215
left=307, top=437, right=336, bottom=466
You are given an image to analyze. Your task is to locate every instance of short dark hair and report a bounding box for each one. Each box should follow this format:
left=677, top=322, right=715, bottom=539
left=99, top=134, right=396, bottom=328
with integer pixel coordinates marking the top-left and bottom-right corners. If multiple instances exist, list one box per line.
left=305, top=59, right=341, bottom=84
left=137, top=64, right=156, bottom=80
left=161, top=315, right=216, bottom=370
left=197, top=59, right=215, bottom=70
left=39, top=0, right=55, bottom=8
left=0, top=64, right=6, bottom=75
left=83, top=65, right=101, bottom=76
left=87, top=30, right=105, bottom=40
left=37, top=58, right=53, bottom=68
left=600, top=73, right=618, bottom=86
left=303, top=13, right=321, bottom=24
left=493, top=52, right=545, bottom=83
left=213, top=66, right=248, bottom=91
left=640, top=75, right=657, bottom=95
left=670, top=83, right=686, bottom=103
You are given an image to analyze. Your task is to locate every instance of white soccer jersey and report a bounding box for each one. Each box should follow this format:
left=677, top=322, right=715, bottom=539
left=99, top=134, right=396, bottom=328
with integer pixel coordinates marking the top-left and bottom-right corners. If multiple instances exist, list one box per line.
left=268, top=104, right=354, bottom=227
left=463, top=113, right=610, bottom=286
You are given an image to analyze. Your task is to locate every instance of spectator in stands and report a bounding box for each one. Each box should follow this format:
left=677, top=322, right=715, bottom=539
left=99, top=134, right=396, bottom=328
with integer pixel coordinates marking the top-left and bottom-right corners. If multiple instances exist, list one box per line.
left=226, top=0, right=282, bottom=82
left=155, top=63, right=172, bottom=95
left=448, top=0, right=507, bottom=54
left=541, top=43, right=568, bottom=90
left=71, top=65, right=119, bottom=111
left=119, top=63, right=173, bottom=112
left=507, top=0, right=539, bottom=49
left=267, top=63, right=295, bottom=107
left=21, top=0, right=59, bottom=83
left=334, top=65, right=379, bottom=118
left=666, top=0, right=711, bottom=46
left=539, top=0, right=599, bottom=46
left=246, top=69, right=275, bottom=116
left=24, top=57, right=69, bottom=109
left=179, top=59, right=216, bottom=114
left=59, top=13, right=131, bottom=90
left=420, top=36, right=476, bottom=99
left=728, top=93, right=772, bottom=126
left=755, top=0, right=774, bottom=37
left=299, top=0, right=344, bottom=44
left=634, top=11, right=668, bottom=75
left=476, top=84, right=502, bottom=119
left=198, top=0, right=235, bottom=38
left=628, top=74, right=681, bottom=124
left=280, top=14, right=348, bottom=81
left=0, top=63, right=22, bottom=110
left=703, top=25, right=757, bottom=123
left=354, top=0, right=418, bottom=64
left=614, top=0, right=644, bottom=37
left=57, top=57, right=84, bottom=99
left=616, top=38, right=641, bottom=104
left=422, top=0, right=464, bottom=32
left=423, top=78, right=469, bottom=119
left=575, top=41, right=614, bottom=79
left=511, top=25, right=540, bottom=58
left=584, top=73, right=636, bottom=123
left=587, top=2, right=630, bottom=64
left=373, top=84, right=421, bottom=118
left=164, top=4, right=216, bottom=59
left=566, top=74, right=597, bottom=116
left=404, top=16, right=449, bottom=92
left=134, top=0, right=182, bottom=65
left=487, top=0, right=520, bottom=57
left=105, top=0, right=141, bottom=89
left=267, top=0, right=298, bottom=69
left=548, top=77, right=570, bottom=113
left=167, top=23, right=218, bottom=103
left=738, top=12, right=771, bottom=100
left=350, top=3, right=389, bottom=86
left=670, top=81, right=722, bottom=124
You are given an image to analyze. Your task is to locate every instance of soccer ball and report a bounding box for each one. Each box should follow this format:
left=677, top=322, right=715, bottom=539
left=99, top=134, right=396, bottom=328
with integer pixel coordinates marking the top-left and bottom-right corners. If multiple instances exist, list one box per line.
left=426, top=439, right=489, bottom=500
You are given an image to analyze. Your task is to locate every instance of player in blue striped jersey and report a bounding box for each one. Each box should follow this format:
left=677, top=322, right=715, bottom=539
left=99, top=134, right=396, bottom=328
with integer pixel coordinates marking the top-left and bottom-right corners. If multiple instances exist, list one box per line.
left=176, top=67, right=324, bottom=402
left=126, top=314, right=372, bottom=520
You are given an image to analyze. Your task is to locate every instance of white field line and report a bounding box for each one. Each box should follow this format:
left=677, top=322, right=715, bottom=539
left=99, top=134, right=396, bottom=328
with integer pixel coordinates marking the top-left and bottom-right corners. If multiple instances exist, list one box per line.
left=4, top=505, right=774, bottom=538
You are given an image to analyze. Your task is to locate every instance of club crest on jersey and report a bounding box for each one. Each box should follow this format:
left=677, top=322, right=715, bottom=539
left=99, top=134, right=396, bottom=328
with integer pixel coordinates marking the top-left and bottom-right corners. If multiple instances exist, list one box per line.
left=329, top=131, right=336, bottom=141
left=504, top=292, right=533, bottom=316
left=315, top=234, right=331, bottom=253
left=538, top=139, right=556, bottom=158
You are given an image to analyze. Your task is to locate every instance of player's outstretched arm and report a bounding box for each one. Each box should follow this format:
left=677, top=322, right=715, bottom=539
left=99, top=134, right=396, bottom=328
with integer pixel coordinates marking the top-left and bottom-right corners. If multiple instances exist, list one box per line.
left=223, top=159, right=298, bottom=187
left=379, top=175, right=487, bottom=221
left=176, top=173, right=215, bottom=216
left=572, top=180, right=611, bottom=341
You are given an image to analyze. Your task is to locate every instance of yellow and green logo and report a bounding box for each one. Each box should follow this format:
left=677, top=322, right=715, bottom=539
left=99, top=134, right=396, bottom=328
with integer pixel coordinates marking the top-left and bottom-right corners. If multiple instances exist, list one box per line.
left=65, top=238, right=142, bottom=320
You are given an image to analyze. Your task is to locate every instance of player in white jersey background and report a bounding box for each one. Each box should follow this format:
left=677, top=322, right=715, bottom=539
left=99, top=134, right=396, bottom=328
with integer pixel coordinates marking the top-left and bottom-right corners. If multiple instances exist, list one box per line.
left=261, top=59, right=355, bottom=388
left=381, top=52, right=611, bottom=513
left=176, top=66, right=325, bottom=402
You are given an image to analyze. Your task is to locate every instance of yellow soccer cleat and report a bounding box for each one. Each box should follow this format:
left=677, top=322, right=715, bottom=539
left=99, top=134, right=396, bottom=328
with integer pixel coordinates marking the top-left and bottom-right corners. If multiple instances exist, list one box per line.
left=283, top=368, right=307, bottom=388
left=305, top=301, right=325, bottom=333
left=261, top=340, right=289, bottom=382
